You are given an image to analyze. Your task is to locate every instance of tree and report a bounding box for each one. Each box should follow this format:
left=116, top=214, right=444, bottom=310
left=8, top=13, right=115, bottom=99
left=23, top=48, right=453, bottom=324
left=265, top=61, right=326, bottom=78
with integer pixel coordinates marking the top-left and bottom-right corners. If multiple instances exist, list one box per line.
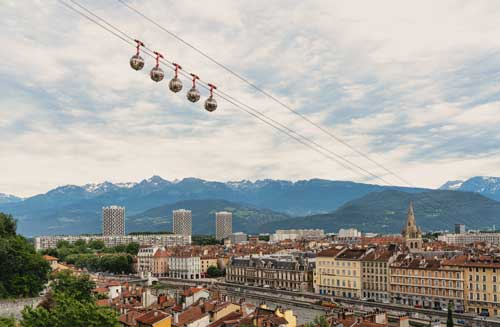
left=305, top=316, right=329, bottom=327
left=0, top=213, right=50, bottom=299
left=125, top=242, right=140, bottom=255
left=88, top=240, right=105, bottom=250
left=21, top=271, right=119, bottom=327
left=0, top=213, right=16, bottom=237
left=207, top=266, right=223, bottom=278
left=21, top=293, right=118, bottom=327
left=447, top=301, right=454, bottom=327
left=0, top=316, right=16, bottom=327
left=51, top=271, right=95, bottom=302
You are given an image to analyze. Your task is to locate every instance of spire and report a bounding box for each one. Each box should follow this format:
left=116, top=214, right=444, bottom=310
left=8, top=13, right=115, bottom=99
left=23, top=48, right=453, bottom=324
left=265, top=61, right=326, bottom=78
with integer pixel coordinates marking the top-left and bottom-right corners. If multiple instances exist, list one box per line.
left=406, top=201, right=415, bottom=226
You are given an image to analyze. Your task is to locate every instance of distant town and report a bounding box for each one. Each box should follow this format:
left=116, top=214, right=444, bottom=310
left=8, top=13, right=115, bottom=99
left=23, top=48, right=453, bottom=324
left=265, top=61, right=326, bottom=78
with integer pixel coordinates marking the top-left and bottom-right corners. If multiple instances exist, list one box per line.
left=7, top=201, right=495, bottom=327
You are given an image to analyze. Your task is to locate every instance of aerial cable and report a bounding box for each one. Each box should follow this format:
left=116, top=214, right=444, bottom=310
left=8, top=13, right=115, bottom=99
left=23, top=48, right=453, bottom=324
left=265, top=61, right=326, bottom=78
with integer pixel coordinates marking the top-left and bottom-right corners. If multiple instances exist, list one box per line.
left=58, top=0, right=453, bottom=213
left=115, top=0, right=420, bottom=189
left=58, top=0, right=395, bottom=184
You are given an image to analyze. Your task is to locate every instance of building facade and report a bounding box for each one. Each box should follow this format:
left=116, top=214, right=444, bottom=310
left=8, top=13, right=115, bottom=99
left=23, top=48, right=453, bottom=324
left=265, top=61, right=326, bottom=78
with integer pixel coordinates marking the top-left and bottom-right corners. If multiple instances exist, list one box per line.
left=173, top=209, right=192, bottom=236
left=226, top=253, right=315, bottom=292
left=438, top=233, right=500, bottom=246
left=389, top=255, right=464, bottom=310
left=168, top=255, right=201, bottom=279
left=102, top=205, right=125, bottom=236
left=361, top=247, right=399, bottom=302
left=270, top=229, right=325, bottom=242
left=34, top=234, right=191, bottom=251
left=445, top=255, right=500, bottom=316
left=138, top=247, right=160, bottom=274
left=215, top=212, right=232, bottom=241
left=230, top=232, right=247, bottom=244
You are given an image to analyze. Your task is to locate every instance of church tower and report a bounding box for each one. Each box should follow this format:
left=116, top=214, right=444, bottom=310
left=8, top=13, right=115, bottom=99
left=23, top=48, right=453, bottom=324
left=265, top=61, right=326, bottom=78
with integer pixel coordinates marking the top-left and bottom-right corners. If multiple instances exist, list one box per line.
left=401, top=201, right=423, bottom=252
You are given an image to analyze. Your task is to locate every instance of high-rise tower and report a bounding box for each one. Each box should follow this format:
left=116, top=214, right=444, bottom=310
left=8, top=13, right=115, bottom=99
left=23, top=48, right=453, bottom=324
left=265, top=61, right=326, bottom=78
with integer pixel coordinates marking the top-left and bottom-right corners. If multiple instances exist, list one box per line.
left=102, top=205, right=125, bottom=236
left=215, top=211, right=232, bottom=240
left=173, top=209, right=192, bottom=236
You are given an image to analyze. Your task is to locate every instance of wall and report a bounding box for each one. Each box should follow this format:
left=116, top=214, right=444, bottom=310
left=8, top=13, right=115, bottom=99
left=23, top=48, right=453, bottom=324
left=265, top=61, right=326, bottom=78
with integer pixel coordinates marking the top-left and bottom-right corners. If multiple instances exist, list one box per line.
left=0, top=297, right=41, bottom=319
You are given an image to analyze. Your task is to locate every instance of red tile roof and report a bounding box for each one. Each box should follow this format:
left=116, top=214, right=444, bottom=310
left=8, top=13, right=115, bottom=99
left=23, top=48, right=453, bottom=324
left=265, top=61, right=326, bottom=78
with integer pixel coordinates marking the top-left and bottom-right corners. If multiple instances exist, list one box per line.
left=136, top=310, right=171, bottom=325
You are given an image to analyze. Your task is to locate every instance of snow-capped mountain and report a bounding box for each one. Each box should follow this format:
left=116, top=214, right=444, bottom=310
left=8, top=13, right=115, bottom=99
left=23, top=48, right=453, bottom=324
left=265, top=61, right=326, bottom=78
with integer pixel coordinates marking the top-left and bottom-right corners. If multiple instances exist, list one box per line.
left=440, top=176, right=500, bottom=201
left=0, top=193, right=23, bottom=205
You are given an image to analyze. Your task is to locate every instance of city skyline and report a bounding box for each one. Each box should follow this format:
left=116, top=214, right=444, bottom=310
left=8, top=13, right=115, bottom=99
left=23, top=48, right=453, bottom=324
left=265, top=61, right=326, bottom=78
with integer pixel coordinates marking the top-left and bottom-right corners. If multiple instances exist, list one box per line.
left=3, top=1, right=500, bottom=196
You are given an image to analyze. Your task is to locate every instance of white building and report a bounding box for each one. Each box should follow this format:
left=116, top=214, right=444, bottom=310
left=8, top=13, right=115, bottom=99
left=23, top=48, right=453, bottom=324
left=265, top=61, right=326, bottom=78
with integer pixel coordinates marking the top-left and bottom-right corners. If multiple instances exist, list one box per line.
left=230, top=232, right=248, bottom=244
left=102, top=205, right=125, bottom=236
left=137, top=247, right=160, bottom=274
left=173, top=209, right=192, bottom=236
left=215, top=211, right=232, bottom=240
left=34, top=234, right=191, bottom=251
left=438, top=232, right=500, bottom=246
left=168, top=255, right=201, bottom=280
left=338, top=228, right=361, bottom=238
left=270, top=229, right=325, bottom=242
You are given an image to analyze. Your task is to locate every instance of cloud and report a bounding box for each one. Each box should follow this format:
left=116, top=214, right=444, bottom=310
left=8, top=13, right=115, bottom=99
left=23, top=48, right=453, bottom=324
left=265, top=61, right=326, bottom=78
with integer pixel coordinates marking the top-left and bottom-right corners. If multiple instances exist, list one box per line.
left=1, top=0, right=500, bottom=196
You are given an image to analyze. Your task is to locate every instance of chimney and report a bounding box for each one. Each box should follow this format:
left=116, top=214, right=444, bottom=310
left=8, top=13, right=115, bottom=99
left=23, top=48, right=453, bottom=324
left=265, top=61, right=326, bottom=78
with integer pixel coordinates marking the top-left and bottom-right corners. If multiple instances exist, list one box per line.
left=399, top=315, right=409, bottom=327
left=154, top=311, right=158, bottom=317
left=174, top=312, right=179, bottom=324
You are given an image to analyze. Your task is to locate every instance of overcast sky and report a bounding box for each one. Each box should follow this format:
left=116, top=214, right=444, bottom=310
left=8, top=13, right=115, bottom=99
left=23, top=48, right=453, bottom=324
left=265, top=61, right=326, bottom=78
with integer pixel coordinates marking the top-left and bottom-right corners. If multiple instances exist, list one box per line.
left=1, top=0, right=500, bottom=197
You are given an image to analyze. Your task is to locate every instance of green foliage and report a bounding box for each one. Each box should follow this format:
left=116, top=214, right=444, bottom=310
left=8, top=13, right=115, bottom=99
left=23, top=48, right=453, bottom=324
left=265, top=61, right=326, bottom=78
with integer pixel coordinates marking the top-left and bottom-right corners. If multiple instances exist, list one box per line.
left=21, top=289, right=118, bottom=327
left=88, top=240, right=105, bottom=249
left=42, top=241, right=137, bottom=273
left=0, top=213, right=50, bottom=299
left=51, top=271, right=95, bottom=302
left=0, top=213, right=16, bottom=237
left=192, top=235, right=220, bottom=245
left=304, top=316, right=329, bottom=327
left=21, top=272, right=118, bottom=326
left=125, top=242, right=140, bottom=255
left=258, top=235, right=270, bottom=241
left=207, top=266, right=223, bottom=278
left=0, top=316, right=16, bottom=327
left=447, top=302, right=454, bottom=327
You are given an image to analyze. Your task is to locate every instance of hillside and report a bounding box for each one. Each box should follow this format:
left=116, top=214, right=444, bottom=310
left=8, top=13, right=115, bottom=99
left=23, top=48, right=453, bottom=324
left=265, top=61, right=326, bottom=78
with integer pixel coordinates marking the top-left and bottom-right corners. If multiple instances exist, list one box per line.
left=127, top=199, right=291, bottom=235
left=258, top=190, right=500, bottom=233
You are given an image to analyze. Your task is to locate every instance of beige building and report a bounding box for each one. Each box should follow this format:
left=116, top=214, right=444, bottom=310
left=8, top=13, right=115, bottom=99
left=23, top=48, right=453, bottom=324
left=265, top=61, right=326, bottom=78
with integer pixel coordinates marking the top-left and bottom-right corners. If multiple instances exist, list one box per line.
left=361, top=246, right=399, bottom=302
left=173, top=209, right=192, bottom=236
left=445, top=255, right=500, bottom=316
left=314, top=247, right=366, bottom=298
left=201, top=256, right=219, bottom=277
left=389, top=255, right=464, bottom=310
left=152, top=248, right=170, bottom=277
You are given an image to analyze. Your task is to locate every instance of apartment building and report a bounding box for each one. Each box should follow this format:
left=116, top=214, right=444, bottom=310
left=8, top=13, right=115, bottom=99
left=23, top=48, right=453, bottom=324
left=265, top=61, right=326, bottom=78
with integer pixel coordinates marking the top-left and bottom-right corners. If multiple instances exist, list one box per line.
left=138, top=247, right=160, bottom=274
left=168, top=255, right=201, bottom=280
left=226, top=253, right=315, bottom=292
left=102, top=205, right=126, bottom=236
left=314, top=247, right=345, bottom=295
left=173, top=209, right=192, bottom=236
left=445, top=254, right=500, bottom=316
left=330, top=248, right=366, bottom=298
left=215, top=212, right=232, bottom=241
left=152, top=248, right=170, bottom=277
left=361, top=247, right=399, bottom=302
left=201, top=256, right=219, bottom=277
left=34, top=234, right=191, bottom=251
left=389, top=255, right=464, bottom=310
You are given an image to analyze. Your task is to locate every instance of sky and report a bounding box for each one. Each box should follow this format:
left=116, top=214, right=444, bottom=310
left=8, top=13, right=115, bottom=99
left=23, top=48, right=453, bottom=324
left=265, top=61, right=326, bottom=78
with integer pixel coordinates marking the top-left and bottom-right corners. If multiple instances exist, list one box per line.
left=1, top=0, right=500, bottom=197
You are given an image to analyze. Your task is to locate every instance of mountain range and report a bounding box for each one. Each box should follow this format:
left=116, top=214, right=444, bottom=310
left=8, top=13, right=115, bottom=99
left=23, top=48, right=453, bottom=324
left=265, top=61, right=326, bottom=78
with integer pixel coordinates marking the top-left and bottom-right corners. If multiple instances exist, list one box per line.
left=258, top=189, right=500, bottom=233
left=440, top=176, right=500, bottom=201
left=1, top=175, right=499, bottom=236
